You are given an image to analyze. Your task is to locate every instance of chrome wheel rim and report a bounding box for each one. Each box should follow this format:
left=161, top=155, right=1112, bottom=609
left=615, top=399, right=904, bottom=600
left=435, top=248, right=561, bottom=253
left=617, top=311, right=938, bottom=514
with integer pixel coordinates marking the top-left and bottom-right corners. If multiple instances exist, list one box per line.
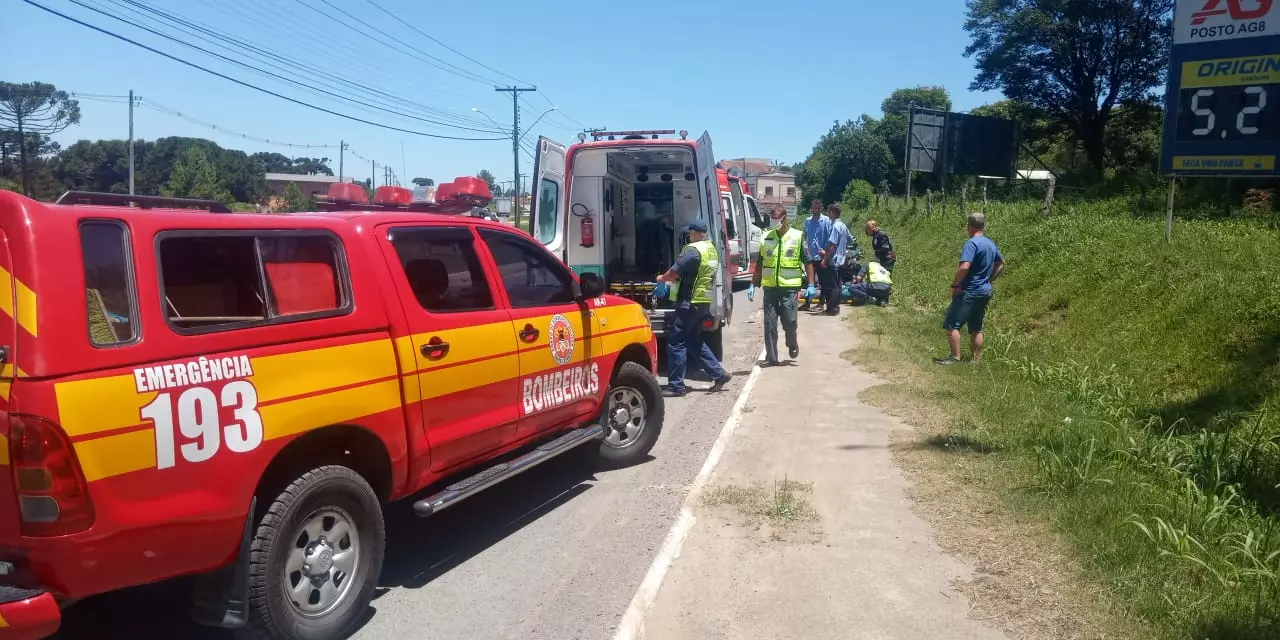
left=604, top=386, right=647, bottom=448
left=282, top=508, right=360, bottom=617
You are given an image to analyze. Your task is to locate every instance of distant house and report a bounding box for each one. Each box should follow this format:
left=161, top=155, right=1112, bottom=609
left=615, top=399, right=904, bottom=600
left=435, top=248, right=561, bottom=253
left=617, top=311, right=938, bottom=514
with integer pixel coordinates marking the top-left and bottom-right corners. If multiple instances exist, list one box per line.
left=263, top=173, right=357, bottom=202
left=719, top=158, right=797, bottom=211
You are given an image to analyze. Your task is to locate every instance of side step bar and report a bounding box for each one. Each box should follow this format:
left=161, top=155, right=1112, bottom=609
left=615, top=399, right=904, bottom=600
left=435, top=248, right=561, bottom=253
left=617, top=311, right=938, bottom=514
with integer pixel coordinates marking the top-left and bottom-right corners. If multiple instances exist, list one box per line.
left=412, top=424, right=604, bottom=518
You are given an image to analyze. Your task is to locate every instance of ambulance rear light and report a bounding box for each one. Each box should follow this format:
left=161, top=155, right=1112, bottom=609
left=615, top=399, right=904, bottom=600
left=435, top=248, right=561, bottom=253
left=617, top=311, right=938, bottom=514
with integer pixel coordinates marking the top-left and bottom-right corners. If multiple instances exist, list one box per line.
left=702, top=318, right=716, bottom=330
left=326, top=182, right=369, bottom=205
left=374, top=186, right=414, bottom=207
left=9, top=414, right=95, bottom=537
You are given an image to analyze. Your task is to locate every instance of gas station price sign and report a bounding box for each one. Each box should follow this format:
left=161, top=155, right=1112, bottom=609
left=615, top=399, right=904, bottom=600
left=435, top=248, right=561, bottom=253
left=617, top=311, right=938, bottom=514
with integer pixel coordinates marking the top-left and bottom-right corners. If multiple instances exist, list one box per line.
left=1162, top=0, right=1280, bottom=175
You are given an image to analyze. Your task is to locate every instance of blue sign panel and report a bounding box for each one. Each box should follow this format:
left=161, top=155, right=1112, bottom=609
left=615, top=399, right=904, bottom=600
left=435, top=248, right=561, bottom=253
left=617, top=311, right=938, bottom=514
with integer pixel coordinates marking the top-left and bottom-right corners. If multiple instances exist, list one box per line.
left=1161, top=0, right=1280, bottom=176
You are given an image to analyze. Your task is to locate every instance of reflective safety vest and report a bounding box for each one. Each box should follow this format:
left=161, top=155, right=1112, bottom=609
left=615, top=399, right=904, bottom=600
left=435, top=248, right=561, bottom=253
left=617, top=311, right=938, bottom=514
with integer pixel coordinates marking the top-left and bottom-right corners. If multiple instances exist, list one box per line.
left=760, top=227, right=804, bottom=289
left=668, top=240, right=718, bottom=304
left=868, top=261, right=892, bottom=286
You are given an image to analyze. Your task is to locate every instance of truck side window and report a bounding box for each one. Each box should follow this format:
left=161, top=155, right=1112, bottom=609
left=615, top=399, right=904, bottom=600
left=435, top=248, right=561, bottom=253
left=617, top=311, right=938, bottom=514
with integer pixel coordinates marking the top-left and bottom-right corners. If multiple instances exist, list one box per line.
left=158, top=232, right=349, bottom=332
left=535, top=178, right=560, bottom=245
left=479, top=229, right=575, bottom=308
left=390, top=228, right=494, bottom=313
left=722, top=196, right=736, bottom=240
left=80, top=220, right=138, bottom=345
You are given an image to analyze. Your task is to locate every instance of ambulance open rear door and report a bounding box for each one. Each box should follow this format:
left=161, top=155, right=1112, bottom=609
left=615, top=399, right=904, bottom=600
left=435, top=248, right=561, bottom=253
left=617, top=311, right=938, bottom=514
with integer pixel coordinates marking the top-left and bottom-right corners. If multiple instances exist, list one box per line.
left=531, top=136, right=567, bottom=260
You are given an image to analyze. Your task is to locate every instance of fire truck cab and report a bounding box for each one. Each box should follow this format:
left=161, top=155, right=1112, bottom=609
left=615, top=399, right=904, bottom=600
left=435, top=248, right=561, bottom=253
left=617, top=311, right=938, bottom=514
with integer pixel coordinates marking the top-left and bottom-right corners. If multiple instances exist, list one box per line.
left=529, top=130, right=744, bottom=359
left=716, top=167, right=768, bottom=283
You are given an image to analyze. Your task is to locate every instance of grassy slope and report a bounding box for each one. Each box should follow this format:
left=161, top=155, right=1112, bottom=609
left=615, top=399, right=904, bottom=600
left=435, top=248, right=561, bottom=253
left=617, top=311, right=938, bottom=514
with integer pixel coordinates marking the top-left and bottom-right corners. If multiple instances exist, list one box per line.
left=850, top=199, right=1280, bottom=639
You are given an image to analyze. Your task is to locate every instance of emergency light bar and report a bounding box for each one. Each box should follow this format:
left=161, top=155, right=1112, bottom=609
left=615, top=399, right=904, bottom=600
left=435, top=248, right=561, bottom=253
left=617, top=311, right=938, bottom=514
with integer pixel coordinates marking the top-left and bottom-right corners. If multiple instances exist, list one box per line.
left=590, top=129, right=682, bottom=141
left=318, top=176, right=491, bottom=214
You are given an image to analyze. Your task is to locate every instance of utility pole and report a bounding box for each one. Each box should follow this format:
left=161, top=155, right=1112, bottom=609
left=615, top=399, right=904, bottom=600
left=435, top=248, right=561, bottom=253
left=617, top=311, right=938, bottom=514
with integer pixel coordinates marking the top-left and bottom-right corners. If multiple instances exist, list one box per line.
left=371, top=160, right=377, bottom=194
left=338, top=140, right=348, bottom=182
left=128, top=90, right=140, bottom=195
left=582, top=127, right=606, bottom=139
left=495, top=85, right=536, bottom=227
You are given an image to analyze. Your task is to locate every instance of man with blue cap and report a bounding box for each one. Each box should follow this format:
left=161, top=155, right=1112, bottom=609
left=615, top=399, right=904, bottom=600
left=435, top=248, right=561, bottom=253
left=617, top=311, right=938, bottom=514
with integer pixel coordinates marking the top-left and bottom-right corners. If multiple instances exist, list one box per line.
left=654, top=219, right=732, bottom=397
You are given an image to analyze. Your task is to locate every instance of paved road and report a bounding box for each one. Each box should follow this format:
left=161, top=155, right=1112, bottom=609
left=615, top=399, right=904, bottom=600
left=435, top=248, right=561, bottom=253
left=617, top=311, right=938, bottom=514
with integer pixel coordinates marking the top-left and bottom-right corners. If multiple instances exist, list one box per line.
left=51, top=290, right=761, bottom=640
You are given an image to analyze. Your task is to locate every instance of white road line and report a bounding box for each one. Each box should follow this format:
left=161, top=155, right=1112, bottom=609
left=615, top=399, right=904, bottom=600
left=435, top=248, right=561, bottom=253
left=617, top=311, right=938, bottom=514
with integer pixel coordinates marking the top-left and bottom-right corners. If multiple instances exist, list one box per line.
left=612, top=344, right=767, bottom=640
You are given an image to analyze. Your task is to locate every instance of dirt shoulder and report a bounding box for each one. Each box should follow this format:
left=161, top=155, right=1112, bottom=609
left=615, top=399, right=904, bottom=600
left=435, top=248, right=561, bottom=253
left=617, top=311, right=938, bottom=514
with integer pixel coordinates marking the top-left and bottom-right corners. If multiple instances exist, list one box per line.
left=638, top=310, right=1007, bottom=640
left=849, top=307, right=1149, bottom=640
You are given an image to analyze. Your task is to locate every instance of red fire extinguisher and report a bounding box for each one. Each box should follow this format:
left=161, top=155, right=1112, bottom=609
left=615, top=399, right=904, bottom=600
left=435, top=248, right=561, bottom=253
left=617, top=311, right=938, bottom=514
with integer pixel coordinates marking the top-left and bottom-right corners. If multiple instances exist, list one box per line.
left=572, top=203, right=595, bottom=248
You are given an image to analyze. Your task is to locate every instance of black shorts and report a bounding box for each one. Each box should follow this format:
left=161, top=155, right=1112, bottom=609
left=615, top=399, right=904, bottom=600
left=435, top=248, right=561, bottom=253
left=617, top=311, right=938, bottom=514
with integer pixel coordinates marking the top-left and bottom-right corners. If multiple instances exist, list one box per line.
left=943, top=292, right=991, bottom=333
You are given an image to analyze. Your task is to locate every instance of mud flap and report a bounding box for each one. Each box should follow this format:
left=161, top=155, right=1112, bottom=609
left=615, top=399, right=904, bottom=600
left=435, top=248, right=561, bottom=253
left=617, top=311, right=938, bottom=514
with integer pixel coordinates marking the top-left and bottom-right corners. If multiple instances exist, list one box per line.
left=191, top=496, right=256, bottom=628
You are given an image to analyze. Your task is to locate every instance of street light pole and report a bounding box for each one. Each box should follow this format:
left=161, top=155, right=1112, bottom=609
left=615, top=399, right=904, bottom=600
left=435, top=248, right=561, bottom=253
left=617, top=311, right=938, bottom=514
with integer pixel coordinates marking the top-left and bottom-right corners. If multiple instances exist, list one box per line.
left=494, top=86, right=536, bottom=227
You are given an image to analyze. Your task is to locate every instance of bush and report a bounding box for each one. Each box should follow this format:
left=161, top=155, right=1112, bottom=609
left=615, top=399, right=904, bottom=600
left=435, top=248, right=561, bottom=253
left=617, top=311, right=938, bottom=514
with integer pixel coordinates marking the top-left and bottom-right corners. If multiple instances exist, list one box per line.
left=842, top=179, right=875, bottom=212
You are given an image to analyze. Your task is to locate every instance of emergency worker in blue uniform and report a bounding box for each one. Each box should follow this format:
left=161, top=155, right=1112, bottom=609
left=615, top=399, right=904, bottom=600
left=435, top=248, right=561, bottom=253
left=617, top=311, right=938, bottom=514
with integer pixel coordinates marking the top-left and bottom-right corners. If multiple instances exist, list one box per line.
left=654, top=220, right=732, bottom=397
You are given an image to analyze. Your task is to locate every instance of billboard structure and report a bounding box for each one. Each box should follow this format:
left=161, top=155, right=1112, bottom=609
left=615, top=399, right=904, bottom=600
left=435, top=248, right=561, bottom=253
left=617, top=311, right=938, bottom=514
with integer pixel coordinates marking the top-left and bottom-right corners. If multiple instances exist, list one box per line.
left=904, top=106, right=1021, bottom=197
left=1161, top=0, right=1280, bottom=176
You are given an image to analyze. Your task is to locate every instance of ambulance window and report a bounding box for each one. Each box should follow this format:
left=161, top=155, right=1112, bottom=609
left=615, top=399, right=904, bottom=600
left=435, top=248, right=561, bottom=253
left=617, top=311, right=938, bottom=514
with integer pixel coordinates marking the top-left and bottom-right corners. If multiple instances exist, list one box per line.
left=535, top=178, right=560, bottom=245
left=80, top=220, right=138, bottom=346
left=389, top=227, right=494, bottom=313
left=746, top=198, right=764, bottom=228
left=479, top=229, right=575, bottom=308
left=721, top=196, right=736, bottom=239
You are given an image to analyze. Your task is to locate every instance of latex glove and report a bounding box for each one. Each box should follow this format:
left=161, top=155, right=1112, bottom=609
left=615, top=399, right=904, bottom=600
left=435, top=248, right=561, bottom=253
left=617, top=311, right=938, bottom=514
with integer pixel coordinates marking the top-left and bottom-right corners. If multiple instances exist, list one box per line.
left=747, top=284, right=756, bottom=301
left=653, top=282, right=670, bottom=299
left=806, top=285, right=816, bottom=298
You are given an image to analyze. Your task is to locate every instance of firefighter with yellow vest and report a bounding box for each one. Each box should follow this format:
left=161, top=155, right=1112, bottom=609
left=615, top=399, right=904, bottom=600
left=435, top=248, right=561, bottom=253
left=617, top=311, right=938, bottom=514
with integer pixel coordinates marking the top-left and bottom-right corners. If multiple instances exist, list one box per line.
left=654, top=219, right=732, bottom=397
left=751, top=205, right=805, bottom=365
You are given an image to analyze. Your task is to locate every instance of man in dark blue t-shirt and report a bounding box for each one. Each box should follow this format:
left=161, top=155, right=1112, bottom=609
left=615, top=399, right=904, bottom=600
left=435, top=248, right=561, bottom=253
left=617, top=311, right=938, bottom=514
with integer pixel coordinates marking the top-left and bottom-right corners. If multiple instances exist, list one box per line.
left=936, top=212, right=1005, bottom=365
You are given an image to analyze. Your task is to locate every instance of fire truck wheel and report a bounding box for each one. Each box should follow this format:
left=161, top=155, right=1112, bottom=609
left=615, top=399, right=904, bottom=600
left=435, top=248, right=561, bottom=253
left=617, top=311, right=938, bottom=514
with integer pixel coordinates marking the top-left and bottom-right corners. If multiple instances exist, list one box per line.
left=596, top=361, right=664, bottom=467
left=241, top=465, right=385, bottom=640
left=704, top=328, right=724, bottom=362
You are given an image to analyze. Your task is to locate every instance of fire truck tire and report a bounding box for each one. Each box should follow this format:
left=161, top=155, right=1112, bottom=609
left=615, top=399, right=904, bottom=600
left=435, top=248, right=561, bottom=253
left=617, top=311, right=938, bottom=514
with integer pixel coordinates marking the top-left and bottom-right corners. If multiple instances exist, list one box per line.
left=241, top=465, right=385, bottom=640
left=596, top=361, right=665, bottom=467
left=704, top=328, right=724, bottom=362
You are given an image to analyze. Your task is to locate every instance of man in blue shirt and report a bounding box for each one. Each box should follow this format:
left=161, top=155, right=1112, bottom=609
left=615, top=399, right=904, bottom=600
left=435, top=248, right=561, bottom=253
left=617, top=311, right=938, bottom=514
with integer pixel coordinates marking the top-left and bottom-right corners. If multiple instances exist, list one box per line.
left=800, top=199, right=831, bottom=311
left=936, top=213, right=1005, bottom=365
left=820, top=203, right=853, bottom=315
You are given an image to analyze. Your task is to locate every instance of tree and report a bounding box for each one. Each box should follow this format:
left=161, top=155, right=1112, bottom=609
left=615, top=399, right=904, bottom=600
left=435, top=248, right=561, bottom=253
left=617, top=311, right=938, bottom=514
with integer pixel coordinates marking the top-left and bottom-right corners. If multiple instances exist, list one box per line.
left=412, top=177, right=434, bottom=187
left=161, top=147, right=232, bottom=203
left=797, top=120, right=895, bottom=206
left=0, top=82, right=80, bottom=196
left=963, top=0, right=1173, bottom=180
left=842, top=179, right=875, bottom=211
left=477, top=169, right=500, bottom=197
left=290, top=157, right=332, bottom=176
left=281, top=182, right=305, bottom=213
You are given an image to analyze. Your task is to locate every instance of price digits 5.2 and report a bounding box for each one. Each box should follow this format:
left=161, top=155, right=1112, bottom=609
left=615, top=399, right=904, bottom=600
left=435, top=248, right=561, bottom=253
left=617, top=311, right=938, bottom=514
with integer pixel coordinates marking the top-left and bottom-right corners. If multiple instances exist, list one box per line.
left=1189, top=85, right=1268, bottom=137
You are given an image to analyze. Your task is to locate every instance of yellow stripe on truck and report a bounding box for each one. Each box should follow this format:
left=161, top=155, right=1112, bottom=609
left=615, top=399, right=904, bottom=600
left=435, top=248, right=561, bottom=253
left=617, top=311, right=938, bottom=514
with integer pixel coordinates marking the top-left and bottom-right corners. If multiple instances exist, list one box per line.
left=0, top=432, right=8, bottom=465
left=0, top=609, right=8, bottom=627
left=261, top=378, right=403, bottom=440
left=76, top=429, right=155, bottom=482
left=0, top=265, right=38, bottom=337
left=54, top=339, right=400, bottom=439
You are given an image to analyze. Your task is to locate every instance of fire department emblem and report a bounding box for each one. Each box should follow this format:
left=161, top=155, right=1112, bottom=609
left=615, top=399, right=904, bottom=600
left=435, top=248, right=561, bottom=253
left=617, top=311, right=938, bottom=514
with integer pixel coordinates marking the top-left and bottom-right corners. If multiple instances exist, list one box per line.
left=549, top=314, right=575, bottom=366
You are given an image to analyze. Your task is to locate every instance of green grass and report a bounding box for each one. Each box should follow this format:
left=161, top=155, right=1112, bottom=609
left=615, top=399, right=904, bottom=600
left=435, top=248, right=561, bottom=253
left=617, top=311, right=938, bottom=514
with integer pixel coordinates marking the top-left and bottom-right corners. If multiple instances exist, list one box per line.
left=853, top=197, right=1280, bottom=638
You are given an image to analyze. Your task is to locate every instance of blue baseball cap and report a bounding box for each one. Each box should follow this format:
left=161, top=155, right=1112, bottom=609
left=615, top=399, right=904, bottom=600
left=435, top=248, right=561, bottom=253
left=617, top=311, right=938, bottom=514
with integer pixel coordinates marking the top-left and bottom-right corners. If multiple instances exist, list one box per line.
left=685, top=219, right=708, bottom=233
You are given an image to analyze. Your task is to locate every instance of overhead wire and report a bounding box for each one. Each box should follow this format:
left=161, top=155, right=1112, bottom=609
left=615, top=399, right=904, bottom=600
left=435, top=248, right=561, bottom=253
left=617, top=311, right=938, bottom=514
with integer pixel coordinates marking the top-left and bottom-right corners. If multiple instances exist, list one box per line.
left=360, top=0, right=531, bottom=86
left=22, top=0, right=508, bottom=140
left=295, top=0, right=496, bottom=85
left=46, top=0, right=508, bottom=138
left=116, top=0, right=499, bottom=130
left=141, top=98, right=343, bottom=149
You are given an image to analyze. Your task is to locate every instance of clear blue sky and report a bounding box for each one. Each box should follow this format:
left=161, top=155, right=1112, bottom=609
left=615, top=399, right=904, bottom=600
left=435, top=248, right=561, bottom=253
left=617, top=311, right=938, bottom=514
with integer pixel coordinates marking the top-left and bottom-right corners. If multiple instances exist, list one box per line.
left=5, top=0, right=999, bottom=187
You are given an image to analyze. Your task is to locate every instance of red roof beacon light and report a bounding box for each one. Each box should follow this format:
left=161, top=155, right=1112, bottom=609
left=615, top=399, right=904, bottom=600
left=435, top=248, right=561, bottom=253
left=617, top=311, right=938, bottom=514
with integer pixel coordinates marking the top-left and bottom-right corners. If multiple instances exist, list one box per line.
left=326, top=182, right=370, bottom=205
left=433, top=177, right=493, bottom=214
left=374, top=185, right=413, bottom=207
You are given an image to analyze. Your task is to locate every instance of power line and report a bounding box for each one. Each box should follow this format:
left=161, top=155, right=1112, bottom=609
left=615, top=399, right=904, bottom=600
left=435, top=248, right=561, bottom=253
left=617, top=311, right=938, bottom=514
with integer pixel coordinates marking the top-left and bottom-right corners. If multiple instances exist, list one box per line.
left=361, top=0, right=531, bottom=86
left=67, top=0, right=506, bottom=135
left=141, top=99, right=342, bottom=149
left=115, top=0, right=498, bottom=130
left=22, top=0, right=508, bottom=141
left=297, top=0, right=495, bottom=85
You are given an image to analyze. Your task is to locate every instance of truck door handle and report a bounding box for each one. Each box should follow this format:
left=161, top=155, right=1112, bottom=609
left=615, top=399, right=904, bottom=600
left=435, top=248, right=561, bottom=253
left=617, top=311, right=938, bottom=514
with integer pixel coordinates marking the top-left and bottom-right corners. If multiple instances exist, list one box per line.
left=519, top=324, right=540, bottom=343
left=421, top=337, right=450, bottom=360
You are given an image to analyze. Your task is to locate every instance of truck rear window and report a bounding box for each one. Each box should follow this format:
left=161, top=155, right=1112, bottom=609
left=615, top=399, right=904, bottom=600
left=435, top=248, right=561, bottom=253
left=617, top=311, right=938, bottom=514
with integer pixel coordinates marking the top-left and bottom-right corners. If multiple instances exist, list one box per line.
left=158, top=233, right=347, bottom=332
left=81, top=220, right=139, bottom=346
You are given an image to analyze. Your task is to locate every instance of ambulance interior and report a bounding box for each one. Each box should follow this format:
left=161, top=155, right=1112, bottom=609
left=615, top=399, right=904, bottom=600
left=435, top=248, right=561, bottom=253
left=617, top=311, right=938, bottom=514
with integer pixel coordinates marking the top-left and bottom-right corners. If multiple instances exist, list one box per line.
left=566, top=145, right=706, bottom=301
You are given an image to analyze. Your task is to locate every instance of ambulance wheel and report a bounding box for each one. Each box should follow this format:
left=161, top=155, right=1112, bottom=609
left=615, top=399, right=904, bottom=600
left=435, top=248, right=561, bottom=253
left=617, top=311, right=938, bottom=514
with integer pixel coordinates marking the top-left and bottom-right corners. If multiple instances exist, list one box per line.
left=242, top=465, right=384, bottom=640
left=597, top=362, right=665, bottom=467
left=705, top=328, right=724, bottom=362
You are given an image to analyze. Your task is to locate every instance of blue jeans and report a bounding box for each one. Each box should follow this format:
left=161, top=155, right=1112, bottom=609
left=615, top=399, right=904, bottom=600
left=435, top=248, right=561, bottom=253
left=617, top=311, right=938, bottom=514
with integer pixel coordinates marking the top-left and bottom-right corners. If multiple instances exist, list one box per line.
left=667, top=302, right=726, bottom=392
